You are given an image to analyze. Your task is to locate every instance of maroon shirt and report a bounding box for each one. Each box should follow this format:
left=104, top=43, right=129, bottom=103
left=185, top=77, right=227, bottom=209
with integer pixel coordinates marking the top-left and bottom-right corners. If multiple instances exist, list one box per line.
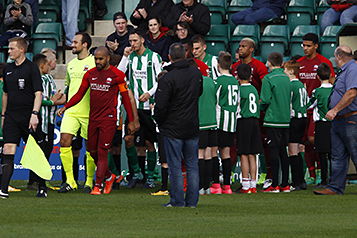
left=65, top=65, right=133, bottom=122
left=297, top=53, right=335, bottom=96
left=231, top=57, right=268, bottom=94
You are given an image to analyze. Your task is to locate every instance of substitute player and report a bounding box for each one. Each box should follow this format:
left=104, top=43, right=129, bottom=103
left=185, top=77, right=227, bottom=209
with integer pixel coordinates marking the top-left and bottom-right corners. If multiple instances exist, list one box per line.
left=58, top=47, right=136, bottom=195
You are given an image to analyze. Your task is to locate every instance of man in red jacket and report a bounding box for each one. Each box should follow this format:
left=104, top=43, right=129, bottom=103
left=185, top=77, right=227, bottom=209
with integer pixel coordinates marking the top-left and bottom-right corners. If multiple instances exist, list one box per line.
left=58, top=46, right=136, bottom=195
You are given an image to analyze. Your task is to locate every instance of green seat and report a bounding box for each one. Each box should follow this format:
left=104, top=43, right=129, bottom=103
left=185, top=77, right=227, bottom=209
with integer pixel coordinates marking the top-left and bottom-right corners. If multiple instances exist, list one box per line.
left=31, top=33, right=58, bottom=55
left=103, top=0, right=123, bottom=20
left=320, top=26, right=342, bottom=59
left=287, top=0, right=315, bottom=33
left=0, top=52, right=5, bottom=63
left=229, top=25, right=259, bottom=54
left=26, top=52, right=33, bottom=61
left=206, top=41, right=227, bottom=57
left=35, top=23, right=62, bottom=43
left=290, top=25, right=320, bottom=57
left=228, top=0, right=252, bottom=13
left=206, top=24, right=230, bottom=45
left=201, top=0, right=226, bottom=24
left=38, top=0, right=60, bottom=23
left=260, top=25, right=290, bottom=62
left=78, top=0, right=92, bottom=31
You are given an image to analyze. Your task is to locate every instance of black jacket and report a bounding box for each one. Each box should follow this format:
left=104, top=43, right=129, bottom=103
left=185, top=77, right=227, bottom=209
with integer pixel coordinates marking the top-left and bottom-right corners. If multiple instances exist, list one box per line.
left=130, top=0, right=175, bottom=30
left=166, top=1, right=210, bottom=36
left=106, top=25, right=135, bottom=56
left=154, top=59, right=203, bottom=139
left=145, top=32, right=174, bottom=62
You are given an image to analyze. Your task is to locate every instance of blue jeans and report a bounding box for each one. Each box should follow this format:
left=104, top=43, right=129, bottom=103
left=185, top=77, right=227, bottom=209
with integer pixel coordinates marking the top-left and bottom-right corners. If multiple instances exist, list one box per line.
left=163, top=136, right=199, bottom=207
left=327, top=115, right=357, bottom=194
left=231, top=8, right=278, bottom=25
left=321, top=6, right=357, bottom=32
left=62, top=0, right=79, bottom=46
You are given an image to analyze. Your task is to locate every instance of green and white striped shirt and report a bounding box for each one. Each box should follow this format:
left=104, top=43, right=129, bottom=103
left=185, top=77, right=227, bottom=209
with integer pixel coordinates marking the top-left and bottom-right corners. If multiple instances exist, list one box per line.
left=118, top=48, right=162, bottom=110
left=202, top=53, right=220, bottom=80
left=216, top=74, right=239, bottom=132
left=290, top=79, right=308, bottom=118
left=40, top=74, right=57, bottom=134
left=307, top=83, right=333, bottom=122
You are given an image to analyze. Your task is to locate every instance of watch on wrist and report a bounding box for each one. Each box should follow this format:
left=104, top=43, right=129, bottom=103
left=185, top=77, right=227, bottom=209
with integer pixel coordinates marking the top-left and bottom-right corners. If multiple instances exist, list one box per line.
left=32, top=110, right=39, bottom=115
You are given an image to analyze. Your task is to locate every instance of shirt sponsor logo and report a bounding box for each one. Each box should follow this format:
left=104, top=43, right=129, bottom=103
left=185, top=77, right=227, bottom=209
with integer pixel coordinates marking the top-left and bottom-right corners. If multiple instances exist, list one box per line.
left=106, top=77, right=113, bottom=84
left=84, top=65, right=89, bottom=71
left=299, top=72, right=317, bottom=80
left=92, top=77, right=97, bottom=81
left=90, top=83, right=110, bottom=92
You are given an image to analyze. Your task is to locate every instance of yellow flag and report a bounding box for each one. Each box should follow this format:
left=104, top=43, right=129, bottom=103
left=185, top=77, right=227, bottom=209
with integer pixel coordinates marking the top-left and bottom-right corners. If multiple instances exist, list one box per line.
left=21, top=135, right=53, bottom=180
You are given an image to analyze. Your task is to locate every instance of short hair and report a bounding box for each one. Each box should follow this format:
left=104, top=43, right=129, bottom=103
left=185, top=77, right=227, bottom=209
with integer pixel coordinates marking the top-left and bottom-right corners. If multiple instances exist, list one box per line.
left=283, top=59, right=300, bottom=76
left=175, top=21, right=190, bottom=31
left=267, top=52, right=283, bottom=67
left=302, top=33, right=319, bottom=44
left=169, top=43, right=186, bottom=61
left=191, top=34, right=206, bottom=45
left=237, top=64, right=251, bottom=81
left=41, top=48, right=56, bottom=61
left=218, top=51, right=232, bottom=70
left=148, top=16, right=162, bottom=26
left=8, top=37, right=28, bottom=52
left=113, top=12, right=127, bottom=22
left=240, top=37, right=256, bottom=49
left=0, top=63, right=6, bottom=78
left=129, top=28, right=146, bottom=39
left=33, top=53, right=48, bottom=67
left=75, top=32, right=92, bottom=49
left=317, top=63, right=331, bottom=81
left=109, top=53, right=122, bottom=67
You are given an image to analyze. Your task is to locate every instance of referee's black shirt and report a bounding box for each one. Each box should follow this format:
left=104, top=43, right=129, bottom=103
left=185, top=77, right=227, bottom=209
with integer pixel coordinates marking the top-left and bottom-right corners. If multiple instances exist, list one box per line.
left=3, top=58, right=43, bottom=113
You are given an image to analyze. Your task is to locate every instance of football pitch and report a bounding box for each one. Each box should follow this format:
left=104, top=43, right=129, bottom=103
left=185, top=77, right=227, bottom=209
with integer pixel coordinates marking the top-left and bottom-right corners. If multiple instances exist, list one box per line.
left=1, top=182, right=357, bottom=238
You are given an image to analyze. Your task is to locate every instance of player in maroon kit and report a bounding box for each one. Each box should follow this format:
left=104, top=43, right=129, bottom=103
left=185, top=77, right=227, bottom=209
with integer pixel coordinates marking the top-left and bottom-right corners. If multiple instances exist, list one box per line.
left=58, top=47, right=136, bottom=195
left=297, top=33, right=335, bottom=185
left=231, top=38, right=268, bottom=93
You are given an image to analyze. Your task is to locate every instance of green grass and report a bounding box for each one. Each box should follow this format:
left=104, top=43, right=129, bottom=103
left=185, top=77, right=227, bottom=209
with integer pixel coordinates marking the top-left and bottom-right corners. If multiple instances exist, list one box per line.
left=2, top=182, right=357, bottom=238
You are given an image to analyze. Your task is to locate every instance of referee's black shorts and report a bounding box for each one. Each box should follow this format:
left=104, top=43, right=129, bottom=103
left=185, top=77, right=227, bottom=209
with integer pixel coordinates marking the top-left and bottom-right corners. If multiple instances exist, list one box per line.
left=3, top=112, right=32, bottom=145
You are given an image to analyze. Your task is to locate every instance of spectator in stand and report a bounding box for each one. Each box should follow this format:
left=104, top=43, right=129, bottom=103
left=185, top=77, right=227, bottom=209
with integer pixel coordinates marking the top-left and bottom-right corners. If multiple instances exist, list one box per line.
left=106, top=12, right=134, bottom=56
left=231, top=0, right=288, bottom=26
left=173, top=21, right=192, bottom=44
left=62, top=0, right=79, bottom=47
left=130, top=0, right=174, bottom=31
left=0, top=0, right=33, bottom=47
left=321, top=0, right=357, bottom=33
left=24, top=0, right=38, bottom=29
left=145, top=17, right=173, bottom=62
left=166, top=0, right=210, bottom=36
left=93, top=0, right=108, bottom=19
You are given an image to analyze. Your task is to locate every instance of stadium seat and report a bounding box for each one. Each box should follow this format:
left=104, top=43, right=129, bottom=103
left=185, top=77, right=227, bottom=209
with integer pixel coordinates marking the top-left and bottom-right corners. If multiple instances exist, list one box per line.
left=0, top=52, right=5, bottom=63
left=201, top=0, right=226, bottom=24
left=316, top=0, right=329, bottom=25
left=290, top=25, right=320, bottom=57
left=320, top=26, right=342, bottom=59
left=35, top=23, right=63, bottom=43
left=227, top=0, right=253, bottom=31
left=205, top=24, right=229, bottom=56
left=229, top=25, right=260, bottom=55
left=31, top=33, right=58, bottom=55
left=260, top=25, right=290, bottom=62
left=103, top=0, right=123, bottom=20
left=287, top=0, right=315, bottom=33
left=38, top=0, right=60, bottom=23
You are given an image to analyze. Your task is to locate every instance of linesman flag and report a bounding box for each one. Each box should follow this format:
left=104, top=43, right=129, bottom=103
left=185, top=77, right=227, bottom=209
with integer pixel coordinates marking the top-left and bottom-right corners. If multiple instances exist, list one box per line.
left=20, top=135, right=53, bottom=180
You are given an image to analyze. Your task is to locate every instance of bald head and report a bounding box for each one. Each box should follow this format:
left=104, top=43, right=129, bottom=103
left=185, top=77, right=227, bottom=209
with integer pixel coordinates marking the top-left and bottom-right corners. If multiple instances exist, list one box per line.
left=94, top=46, right=110, bottom=70
left=334, top=45, right=353, bottom=67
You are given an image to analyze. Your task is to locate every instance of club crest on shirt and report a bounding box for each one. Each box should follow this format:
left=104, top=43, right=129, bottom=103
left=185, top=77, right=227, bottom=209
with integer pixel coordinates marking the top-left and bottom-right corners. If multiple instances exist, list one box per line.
left=106, top=77, right=113, bottom=84
left=83, top=65, right=90, bottom=71
left=313, top=65, right=319, bottom=71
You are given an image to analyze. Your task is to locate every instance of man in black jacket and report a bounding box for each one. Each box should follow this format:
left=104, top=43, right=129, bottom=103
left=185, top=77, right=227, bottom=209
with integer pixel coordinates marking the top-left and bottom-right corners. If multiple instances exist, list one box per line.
left=130, top=0, right=175, bottom=31
left=166, top=0, right=210, bottom=36
left=154, top=43, right=202, bottom=207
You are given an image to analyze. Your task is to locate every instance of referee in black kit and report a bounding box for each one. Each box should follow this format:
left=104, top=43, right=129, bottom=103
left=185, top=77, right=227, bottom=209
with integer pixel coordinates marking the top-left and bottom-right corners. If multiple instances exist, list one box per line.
left=0, top=37, right=43, bottom=199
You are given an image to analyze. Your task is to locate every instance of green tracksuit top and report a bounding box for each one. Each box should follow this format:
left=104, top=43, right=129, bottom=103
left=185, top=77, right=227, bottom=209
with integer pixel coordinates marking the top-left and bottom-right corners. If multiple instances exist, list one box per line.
left=199, top=76, right=217, bottom=130
left=260, top=68, right=291, bottom=128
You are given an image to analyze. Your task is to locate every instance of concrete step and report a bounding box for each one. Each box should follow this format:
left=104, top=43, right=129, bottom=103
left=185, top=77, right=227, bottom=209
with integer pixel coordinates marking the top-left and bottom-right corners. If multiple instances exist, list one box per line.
left=51, top=64, right=66, bottom=80
left=94, top=20, right=113, bottom=36
left=91, top=36, right=107, bottom=48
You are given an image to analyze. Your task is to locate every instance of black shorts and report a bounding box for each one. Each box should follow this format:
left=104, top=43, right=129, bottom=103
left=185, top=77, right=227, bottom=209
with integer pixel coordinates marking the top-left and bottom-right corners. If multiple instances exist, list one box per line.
left=199, top=130, right=217, bottom=149
left=289, top=117, right=307, bottom=143
left=125, top=109, right=157, bottom=146
left=236, top=118, right=263, bottom=155
left=315, top=121, right=331, bottom=153
left=3, top=112, right=32, bottom=145
left=157, top=133, right=166, bottom=164
left=266, top=127, right=289, bottom=148
left=112, top=129, right=123, bottom=147
left=217, top=129, right=234, bottom=148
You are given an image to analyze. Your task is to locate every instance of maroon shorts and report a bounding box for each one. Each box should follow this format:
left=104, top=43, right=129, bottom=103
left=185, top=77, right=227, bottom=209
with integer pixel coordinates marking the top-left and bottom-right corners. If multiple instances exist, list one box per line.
left=87, top=120, right=117, bottom=152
